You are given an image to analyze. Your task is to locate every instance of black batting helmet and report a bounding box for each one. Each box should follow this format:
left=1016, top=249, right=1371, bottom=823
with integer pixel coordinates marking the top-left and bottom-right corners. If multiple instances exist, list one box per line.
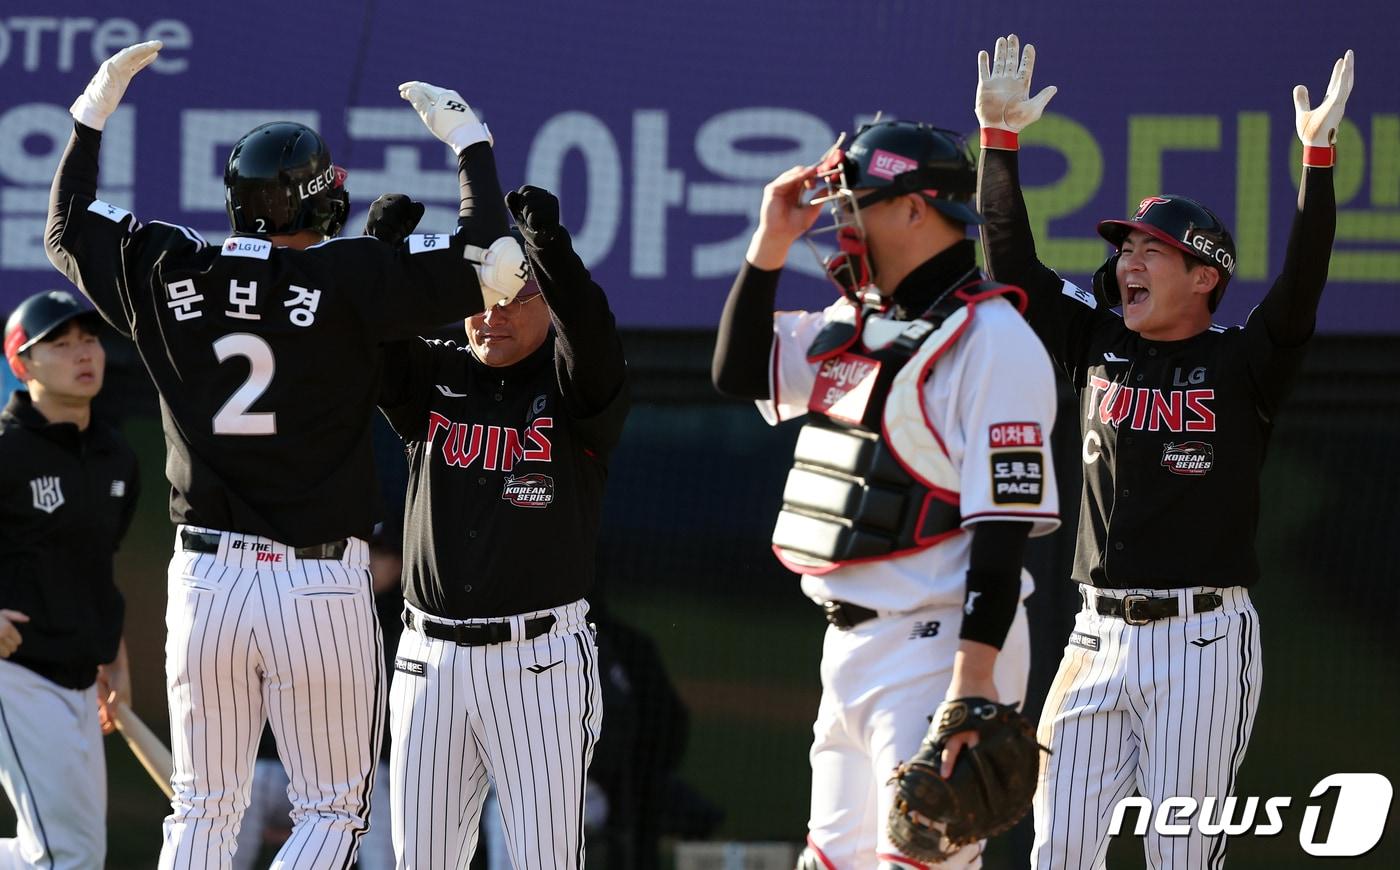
left=826, top=120, right=981, bottom=225
left=5, top=290, right=102, bottom=375
left=1093, top=195, right=1236, bottom=312
left=225, top=122, right=349, bottom=238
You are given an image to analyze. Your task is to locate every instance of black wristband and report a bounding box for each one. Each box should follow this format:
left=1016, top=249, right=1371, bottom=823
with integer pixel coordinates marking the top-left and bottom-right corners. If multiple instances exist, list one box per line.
left=959, top=568, right=1020, bottom=648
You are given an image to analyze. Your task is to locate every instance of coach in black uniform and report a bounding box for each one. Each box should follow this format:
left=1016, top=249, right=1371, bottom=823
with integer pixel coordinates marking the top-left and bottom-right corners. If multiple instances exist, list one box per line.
left=1, top=290, right=139, bottom=868
left=974, top=35, right=1355, bottom=868
left=374, top=149, right=628, bottom=863
left=45, top=42, right=517, bottom=869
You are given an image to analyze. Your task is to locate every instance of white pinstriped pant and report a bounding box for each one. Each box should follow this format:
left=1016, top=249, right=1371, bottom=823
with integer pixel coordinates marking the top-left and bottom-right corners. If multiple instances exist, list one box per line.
left=158, top=526, right=386, bottom=870
left=1031, top=586, right=1262, bottom=870
left=388, top=600, right=601, bottom=870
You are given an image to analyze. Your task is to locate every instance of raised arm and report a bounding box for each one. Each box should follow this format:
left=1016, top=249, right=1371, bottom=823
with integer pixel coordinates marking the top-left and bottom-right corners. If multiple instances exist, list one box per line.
left=45, top=41, right=163, bottom=331
left=975, top=34, right=1108, bottom=378
left=711, top=164, right=823, bottom=398
left=506, top=186, right=627, bottom=419
left=1252, top=50, right=1352, bottom=347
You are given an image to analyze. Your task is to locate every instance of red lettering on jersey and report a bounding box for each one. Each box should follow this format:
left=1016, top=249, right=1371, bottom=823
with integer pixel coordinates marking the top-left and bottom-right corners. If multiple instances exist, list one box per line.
left=443, top=423, right=485, bottom=467
left=1087, top=376, right=1112, bottom=421
left=1185, top=389, right=1216, bottom=431
left=483, top=426, right=502, bottom=471
left=989, top=422, right=1043, bottom=447
left=255, top=552, right=283, bottom=563
left=1148, top=390, right=1183, bottom=432
left=523, top=417, right=553, bottom=462
left=427, top=411, right=452, bottom=444
left=1099, top=382, right=1132, bottom=427
left=1130, top=388, right=1151, bottom=429
left=500, top=427, right=524, bottom=472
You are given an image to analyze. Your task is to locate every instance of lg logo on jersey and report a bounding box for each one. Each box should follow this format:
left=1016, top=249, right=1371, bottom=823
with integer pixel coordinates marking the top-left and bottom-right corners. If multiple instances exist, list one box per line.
left=1109, top=773, right=1393, bottom=857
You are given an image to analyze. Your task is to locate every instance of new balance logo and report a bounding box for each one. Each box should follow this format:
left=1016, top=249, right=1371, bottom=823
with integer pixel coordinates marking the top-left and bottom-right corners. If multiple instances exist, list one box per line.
left=907, top=621, right=941, bottom=640
left=436, top=385, right=468, bottom=398
left=1104, top=352, right=1131, bottom=363
left=1191, top=636, right=1226, bottom=648
left=527, top=661, right=562, bottom=674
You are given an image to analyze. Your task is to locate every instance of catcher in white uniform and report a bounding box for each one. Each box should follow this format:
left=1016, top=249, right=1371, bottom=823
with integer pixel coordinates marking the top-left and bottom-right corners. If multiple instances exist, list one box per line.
left=713, top=119, right=1061, bottom=868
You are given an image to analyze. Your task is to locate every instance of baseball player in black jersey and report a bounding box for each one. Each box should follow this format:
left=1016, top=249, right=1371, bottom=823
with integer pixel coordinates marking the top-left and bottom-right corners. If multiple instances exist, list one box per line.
left=372, top=114, right=628, bottom=866
left=1, top=291, right=139, bottom=869
left=45, top=42, right=523, bottom=869
left=974, top=35, right=1355, bottom=868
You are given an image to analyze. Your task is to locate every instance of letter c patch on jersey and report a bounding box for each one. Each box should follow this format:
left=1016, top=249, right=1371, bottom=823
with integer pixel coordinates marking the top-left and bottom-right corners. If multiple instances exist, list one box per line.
left=394, top=657, right=427, bottom=677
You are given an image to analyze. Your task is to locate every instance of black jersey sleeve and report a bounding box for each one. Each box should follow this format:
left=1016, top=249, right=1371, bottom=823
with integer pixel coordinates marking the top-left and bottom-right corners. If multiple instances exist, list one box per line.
left=378, top=338, right=449, bottom=442
left=712, top=262, right=780, bottom=399
left=960, top=520, right=1031, bottom=649
left=1240, top=166, right=1337, bottom=416
left=523, top=227, right=630, bottom=451
left=978, top=147, right=1111, bottom=384
left=45, top=124, right=141, bottom=335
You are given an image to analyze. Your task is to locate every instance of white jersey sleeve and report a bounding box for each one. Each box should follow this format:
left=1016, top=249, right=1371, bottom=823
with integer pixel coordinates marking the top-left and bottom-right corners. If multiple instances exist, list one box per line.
left=942, top=297, right=1061, bottom=536
left=756, top=305, right=834, bottom=426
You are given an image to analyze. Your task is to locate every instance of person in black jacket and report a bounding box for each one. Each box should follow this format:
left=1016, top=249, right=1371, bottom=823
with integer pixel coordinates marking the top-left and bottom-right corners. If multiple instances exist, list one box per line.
left=372, top=141, right=629, bottom=865
left=0, top=289, right=139, bottom=869
left=974, top=34, right=1354, bottom=869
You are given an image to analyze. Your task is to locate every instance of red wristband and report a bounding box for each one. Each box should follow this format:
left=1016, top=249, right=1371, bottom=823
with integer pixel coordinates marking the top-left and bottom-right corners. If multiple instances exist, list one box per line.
left=980, top=128, right=1019, bottom=150
left=1303, top=145, right=1335, bottom=168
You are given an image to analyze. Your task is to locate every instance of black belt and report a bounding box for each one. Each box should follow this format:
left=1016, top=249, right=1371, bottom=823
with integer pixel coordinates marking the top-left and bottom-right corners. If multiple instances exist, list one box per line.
left=822, top=600, right=878, bottom=630
left=404, top=610, right=556, bottom=646
left=180, top=529, right=348, bottom=561
left=1093, top=592, right=1223, bottom=626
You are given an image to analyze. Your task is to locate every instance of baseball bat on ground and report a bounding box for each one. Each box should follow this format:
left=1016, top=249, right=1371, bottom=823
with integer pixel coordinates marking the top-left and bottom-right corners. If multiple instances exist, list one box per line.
left=113, top=702, right=174, bottom=799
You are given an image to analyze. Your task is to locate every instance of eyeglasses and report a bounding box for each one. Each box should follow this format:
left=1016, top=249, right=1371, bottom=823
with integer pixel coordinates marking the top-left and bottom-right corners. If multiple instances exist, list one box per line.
left=492, top=290, right=544, bottom=311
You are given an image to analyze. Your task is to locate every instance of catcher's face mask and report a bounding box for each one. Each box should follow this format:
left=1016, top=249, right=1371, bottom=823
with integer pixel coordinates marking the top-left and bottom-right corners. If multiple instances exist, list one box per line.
left=803, top=135, right=888, bottom=308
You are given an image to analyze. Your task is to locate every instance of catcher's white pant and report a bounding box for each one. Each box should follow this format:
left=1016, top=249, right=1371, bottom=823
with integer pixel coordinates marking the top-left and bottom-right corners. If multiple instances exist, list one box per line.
left=806, top=601, right=1030, bottom=870
left=0, top=659, right=105, bottom=870
left=159, top=526, right=385, bottom=870
left=388, top=599, right=601, bottom=869
left=1031, top=586, right=1261, bottom=869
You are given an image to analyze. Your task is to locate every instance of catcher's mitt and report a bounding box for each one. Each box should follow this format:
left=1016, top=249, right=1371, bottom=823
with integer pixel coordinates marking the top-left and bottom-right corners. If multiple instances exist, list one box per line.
left=887, top=697, right=1046, bottom=863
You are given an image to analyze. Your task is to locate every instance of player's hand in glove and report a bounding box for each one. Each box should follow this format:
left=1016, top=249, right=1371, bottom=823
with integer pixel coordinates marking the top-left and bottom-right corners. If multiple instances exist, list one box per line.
left=399, top=81, right=492, bottom=154
left=887, top=697, right=1046, bottom=863
left=1295, top=50, right=1355, bottom=155
left=71, top=41, right=162, bottom=131
left=975, top=34, right=1057, bottom=140
left=505, top=185, right=563, bottom=249
left=365, top=194, right=426, bottom=246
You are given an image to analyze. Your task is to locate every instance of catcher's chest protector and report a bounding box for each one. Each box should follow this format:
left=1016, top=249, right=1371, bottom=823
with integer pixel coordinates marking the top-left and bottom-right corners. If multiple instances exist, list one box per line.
left=772, top=281, right=1017, bottom=574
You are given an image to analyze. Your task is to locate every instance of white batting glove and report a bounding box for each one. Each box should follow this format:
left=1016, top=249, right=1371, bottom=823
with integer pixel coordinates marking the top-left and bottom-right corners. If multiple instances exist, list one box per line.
left=70, top=41, right=162, bottom=131
left=466, top=236, right=528, bottom=308
left=398, top=81, right=493, bottom=154
left=975, top=34, right=1057, bottom=147
left=1295, top=50, right=1355, bottom=166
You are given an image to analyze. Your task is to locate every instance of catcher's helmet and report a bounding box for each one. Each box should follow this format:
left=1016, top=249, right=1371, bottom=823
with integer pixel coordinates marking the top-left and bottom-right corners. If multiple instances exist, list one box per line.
left=810, top=120, right=980, bottom=301
left=5, top=290, right=102, bottom=373
left=1093, top=195, right=1236, bottom=312
left=826, top=120, right=981, bottom=225
left=225, top=122, right=349, bottom=238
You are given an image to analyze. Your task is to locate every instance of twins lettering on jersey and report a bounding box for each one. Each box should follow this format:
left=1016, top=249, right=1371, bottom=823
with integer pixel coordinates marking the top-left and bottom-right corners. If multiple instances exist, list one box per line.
left=1087, top=376, right=1216, bottom=432
left=426, top=412, right=553, bottom=471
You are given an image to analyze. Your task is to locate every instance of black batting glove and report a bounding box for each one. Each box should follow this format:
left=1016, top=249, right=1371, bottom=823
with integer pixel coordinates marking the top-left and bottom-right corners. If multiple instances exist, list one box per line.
left=505, top=185, right=562, bottom=248
left=364, top=194, right=426, bottom=246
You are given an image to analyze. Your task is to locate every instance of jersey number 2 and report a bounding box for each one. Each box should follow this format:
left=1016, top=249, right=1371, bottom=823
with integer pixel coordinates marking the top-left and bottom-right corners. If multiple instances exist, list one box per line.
left=212, top=333, right=277, bottom=435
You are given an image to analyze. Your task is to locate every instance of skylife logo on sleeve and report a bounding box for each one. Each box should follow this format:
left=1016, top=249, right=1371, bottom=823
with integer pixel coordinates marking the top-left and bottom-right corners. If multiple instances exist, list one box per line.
left=1109, top=773, right=1392, bottom=857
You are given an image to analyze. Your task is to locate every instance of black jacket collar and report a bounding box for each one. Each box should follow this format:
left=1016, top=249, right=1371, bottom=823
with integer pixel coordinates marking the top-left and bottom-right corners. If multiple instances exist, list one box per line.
left=886, top=239, right=980, bottom=320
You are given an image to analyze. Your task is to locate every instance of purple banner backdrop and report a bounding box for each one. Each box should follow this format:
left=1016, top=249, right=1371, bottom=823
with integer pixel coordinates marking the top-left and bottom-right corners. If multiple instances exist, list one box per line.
left=0, top=1, right=1395, bottom=331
